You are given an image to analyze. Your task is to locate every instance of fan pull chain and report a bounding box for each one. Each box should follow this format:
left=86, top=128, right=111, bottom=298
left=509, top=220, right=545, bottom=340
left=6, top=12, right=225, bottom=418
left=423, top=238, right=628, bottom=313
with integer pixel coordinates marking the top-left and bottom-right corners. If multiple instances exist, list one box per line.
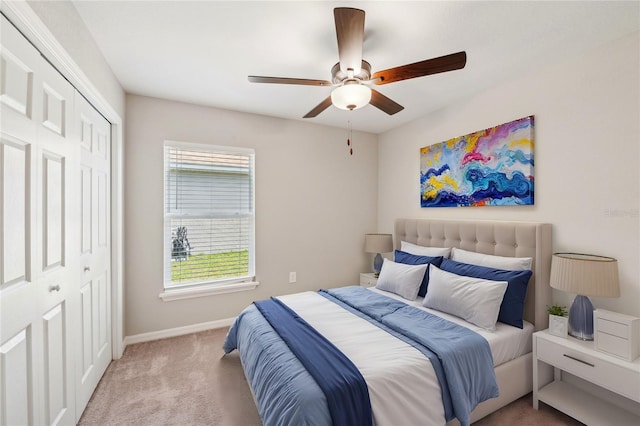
left=347, top=121, right=353, bottom=156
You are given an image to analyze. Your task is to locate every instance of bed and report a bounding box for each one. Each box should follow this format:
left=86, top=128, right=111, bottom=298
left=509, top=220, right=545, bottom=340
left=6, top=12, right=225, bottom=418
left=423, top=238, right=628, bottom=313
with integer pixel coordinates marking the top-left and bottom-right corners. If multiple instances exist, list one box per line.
left=224, top=218, right=552, bottom=425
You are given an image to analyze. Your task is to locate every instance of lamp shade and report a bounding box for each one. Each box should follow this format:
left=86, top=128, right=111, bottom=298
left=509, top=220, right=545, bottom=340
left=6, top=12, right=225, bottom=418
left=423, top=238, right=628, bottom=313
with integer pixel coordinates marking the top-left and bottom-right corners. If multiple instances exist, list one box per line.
left=550, top=253, right=620, bottom=298
left=364, top=234, right=393, bottom=254
left=331, top=82, right=371, bottom=111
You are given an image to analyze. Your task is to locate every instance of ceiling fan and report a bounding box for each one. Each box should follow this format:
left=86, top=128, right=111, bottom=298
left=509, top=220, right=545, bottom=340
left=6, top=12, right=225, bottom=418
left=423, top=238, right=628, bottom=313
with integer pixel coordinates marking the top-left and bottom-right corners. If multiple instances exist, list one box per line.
left=248, top=7, right=467, bottom=118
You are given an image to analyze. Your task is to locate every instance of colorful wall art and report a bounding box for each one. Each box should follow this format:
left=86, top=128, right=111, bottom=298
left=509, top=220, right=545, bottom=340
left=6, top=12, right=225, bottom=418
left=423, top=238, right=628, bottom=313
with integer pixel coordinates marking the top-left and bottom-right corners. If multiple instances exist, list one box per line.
left=420, top=116, right=534, bottom=207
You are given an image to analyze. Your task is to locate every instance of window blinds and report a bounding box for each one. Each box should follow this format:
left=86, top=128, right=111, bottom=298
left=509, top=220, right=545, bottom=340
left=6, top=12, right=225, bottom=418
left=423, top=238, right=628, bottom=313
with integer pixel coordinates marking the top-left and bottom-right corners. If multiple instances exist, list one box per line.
left=164, top=145, right=254, bottom=286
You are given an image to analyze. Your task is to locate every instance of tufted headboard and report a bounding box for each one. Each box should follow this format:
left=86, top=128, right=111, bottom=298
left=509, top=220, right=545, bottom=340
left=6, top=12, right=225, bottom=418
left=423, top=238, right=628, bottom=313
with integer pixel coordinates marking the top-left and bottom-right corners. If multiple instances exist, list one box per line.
left=394, top=218, right=552, bottom=331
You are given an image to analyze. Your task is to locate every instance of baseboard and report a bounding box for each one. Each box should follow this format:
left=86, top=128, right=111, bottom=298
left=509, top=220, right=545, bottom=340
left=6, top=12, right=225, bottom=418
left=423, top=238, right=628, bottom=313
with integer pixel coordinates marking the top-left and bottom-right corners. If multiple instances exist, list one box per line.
left=123, top=317, right=235, bottom=347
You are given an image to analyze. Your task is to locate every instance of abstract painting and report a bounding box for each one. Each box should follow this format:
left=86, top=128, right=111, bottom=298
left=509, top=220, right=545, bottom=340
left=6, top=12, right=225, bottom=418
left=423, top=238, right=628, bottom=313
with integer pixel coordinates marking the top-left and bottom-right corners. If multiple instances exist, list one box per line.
left=420, top=116, right=534, bottom=207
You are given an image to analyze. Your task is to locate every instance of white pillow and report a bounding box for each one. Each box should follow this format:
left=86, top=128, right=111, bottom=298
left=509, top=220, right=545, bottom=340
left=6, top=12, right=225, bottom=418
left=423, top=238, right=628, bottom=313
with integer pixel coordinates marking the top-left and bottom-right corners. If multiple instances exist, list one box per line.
left=450, top=247, right=532, bottom=271
left=423, top=265, right=508, bottom=330
left=401, top=241, right=451, bottom=258
left=375, top=258, right=427, bottom=301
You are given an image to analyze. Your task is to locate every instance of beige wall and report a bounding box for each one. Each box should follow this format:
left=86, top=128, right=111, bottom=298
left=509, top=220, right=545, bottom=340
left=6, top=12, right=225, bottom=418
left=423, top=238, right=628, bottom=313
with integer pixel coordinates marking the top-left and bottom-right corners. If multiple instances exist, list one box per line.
left=378, top=32, right=640, bottom=317
left=125, top=95, right=378, bottom=335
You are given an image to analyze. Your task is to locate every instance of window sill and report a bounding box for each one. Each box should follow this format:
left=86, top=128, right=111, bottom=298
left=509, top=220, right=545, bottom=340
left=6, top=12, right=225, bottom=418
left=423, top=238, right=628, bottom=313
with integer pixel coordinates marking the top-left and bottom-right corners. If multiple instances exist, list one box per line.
left=159, top=280, right=259, bottom=302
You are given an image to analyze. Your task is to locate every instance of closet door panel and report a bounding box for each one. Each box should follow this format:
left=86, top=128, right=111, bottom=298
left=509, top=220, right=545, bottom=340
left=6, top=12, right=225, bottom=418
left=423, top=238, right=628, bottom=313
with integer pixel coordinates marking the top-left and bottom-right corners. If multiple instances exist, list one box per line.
left=41, top=84, right=66, bottom=137
left=95, top=271, right=109, bottom=358
left=80, top=166, right=92, bottom=255
left=42, top=303, right=69, bottom=425
left=1, top=49, right=33, bottom=116
left=79, top=280, right=93, bottom=385
left=75, top=94, right=111, bottom=418
left=42, top=152, right=64, bottom=270
left=0, top=14, right=35, bottom=130
left=0, top=328, right=33, bottom=426
left=0, top=14, right=42, bottom=425
left=1, top=137, right=30, bottom=286
left=33, top=32, right=77, bottom=426
left=96, top=170, right=108, bottom=248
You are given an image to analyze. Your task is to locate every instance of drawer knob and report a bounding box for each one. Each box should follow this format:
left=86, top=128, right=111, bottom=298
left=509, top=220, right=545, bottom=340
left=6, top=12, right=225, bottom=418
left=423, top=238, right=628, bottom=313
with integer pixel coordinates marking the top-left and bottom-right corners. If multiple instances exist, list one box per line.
left=563, top=354, right=594, bottom=367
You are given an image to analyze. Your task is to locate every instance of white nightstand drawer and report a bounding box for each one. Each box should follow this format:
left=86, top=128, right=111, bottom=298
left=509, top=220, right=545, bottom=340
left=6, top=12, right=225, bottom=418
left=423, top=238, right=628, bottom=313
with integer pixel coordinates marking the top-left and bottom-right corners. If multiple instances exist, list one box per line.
left=596, top=331, right=629, bottom=359
left=537, top=337, right=599, bottom=379
left=594, top=309, right=640, bottom=361
left=536, top=336, right=640, bottom=403
left=598, top=318, right=629, bottom=339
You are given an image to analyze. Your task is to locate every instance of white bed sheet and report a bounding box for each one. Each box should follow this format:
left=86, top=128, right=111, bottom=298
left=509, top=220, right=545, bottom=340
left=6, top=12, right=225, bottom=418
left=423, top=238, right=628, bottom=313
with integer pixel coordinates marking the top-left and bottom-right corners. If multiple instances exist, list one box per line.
left=368, top=287, right=534, bottom=366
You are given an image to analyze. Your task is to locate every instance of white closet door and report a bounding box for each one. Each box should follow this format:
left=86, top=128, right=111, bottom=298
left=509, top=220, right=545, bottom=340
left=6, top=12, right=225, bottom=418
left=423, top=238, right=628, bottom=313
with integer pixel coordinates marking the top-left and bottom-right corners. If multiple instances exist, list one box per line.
left=1, top=13, right=77, bottom=426
left=0, top=14, right=41, bottom=424
left=36, top=48, right=78, bottom=426
left=74, top=94, right=111, bottom=418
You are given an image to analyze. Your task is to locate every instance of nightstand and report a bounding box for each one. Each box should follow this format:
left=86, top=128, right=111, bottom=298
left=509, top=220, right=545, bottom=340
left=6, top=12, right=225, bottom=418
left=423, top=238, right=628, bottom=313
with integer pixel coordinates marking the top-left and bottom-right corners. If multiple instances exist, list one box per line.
left=359, top=272, right=378, bottom=287
left=533, top=329, right=640, bottom=425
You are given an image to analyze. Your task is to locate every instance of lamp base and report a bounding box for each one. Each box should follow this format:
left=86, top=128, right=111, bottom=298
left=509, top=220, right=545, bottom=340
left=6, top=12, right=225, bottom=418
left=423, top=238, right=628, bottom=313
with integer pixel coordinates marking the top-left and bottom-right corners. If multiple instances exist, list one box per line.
left=568, top=295, right=594, bottom=341
left=372, top=253, right=383, bottom=277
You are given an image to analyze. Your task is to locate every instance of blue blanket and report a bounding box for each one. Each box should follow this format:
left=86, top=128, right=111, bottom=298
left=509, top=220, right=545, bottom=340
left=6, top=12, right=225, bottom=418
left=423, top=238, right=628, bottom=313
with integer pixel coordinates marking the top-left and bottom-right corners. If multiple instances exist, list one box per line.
left=254, top=298, right=372, bottom=426
left=223, top=304, right=332, bottom=425
left=323, top=287, right=499, bottom=426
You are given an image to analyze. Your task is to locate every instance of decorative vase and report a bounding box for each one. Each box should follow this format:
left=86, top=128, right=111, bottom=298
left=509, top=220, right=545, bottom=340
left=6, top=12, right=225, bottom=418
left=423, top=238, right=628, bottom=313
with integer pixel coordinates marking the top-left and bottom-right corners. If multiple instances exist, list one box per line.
left=373, top=253, right=383, bottom=276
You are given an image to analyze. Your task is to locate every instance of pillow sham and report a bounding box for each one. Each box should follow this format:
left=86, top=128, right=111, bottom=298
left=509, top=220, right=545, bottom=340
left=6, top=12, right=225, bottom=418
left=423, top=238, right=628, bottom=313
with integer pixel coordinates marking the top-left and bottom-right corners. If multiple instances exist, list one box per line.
left=450, top=247, right=532, bottom=271
left=439, top=258, right=533, bottom=328
left=401, top=241, right=451, bottom=258
left=393, top=250, right=443, bottom=297
left=423, top=265, right=508, bottom=330
left=375, top=258, right=428, bottom=301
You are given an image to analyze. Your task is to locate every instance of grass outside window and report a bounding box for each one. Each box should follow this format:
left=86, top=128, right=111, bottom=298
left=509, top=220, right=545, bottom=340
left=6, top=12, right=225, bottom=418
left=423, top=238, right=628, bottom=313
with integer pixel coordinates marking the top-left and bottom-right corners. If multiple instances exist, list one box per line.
left=171, top=250, right=249, bottom=284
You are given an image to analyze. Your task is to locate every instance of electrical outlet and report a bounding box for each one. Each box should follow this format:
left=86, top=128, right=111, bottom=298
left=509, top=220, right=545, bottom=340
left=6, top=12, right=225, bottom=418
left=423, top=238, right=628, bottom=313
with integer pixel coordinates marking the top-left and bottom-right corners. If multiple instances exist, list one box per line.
left=289, top=272, right=297, bottom=283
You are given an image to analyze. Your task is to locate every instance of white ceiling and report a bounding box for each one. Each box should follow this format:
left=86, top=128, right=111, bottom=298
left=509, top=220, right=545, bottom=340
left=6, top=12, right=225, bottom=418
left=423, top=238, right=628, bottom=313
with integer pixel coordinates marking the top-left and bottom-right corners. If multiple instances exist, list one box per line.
left=72, top=1, right=639, bottom=134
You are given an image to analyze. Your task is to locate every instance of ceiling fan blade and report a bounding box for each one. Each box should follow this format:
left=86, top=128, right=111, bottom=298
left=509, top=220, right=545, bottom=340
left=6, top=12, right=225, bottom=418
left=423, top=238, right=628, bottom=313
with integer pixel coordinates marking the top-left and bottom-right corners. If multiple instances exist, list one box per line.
left=372, top=51, right=467, bottom=85
left=303, top=96, right=333, bottom=118
left=369, top=89, right=404, bottom=115
left=248, top=76, right=332, bottom=86
left=334, top=7, right=365, bottom=75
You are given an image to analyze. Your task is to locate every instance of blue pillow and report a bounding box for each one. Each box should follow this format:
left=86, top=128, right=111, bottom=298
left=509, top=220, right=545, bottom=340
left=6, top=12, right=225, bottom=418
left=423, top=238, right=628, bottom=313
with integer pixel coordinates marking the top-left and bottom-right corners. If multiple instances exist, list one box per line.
left=439, top=258, right=533, bottom=329
left=394, top=250, right=443, bottom=297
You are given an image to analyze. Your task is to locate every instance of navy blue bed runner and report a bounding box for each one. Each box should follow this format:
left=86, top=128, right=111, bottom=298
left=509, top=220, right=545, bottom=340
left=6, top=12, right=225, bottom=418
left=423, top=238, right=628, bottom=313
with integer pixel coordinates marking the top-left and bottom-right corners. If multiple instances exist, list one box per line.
left=254, top=298, right=373, bottom=426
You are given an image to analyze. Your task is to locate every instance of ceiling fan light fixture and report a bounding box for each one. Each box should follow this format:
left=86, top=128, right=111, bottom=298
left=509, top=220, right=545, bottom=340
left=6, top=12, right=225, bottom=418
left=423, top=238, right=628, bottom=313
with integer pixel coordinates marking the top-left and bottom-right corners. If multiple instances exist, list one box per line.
left=248, top=8, right=465, bottom=118
left=331, top=82, right=371, bottom=111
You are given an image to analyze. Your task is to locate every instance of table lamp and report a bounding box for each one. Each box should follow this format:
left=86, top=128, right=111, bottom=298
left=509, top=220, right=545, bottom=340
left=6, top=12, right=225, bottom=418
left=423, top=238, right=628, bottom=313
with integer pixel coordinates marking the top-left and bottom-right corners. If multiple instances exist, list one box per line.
left=365, top=234, right=393, bottom=276
left=550, top=253, right=620, bottom=340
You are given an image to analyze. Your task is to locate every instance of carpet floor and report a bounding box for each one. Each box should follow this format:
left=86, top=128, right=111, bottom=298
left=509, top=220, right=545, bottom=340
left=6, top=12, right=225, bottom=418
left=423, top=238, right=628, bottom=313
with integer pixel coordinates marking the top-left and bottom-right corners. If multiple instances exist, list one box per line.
left=79, top=328, right=583, bottom=425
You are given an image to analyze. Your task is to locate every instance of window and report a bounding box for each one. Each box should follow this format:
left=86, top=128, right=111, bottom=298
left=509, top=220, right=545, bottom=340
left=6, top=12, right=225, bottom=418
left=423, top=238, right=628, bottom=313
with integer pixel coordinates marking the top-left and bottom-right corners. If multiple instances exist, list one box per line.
left=163, top=142, right=255, bottom=295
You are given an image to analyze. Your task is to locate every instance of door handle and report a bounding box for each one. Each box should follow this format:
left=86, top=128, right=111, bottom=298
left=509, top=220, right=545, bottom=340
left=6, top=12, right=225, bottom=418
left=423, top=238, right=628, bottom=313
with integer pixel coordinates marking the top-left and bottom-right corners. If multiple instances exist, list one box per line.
left=84, top=266, right=91, bottom=272
left=49, top=285, right=61, bottom=292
